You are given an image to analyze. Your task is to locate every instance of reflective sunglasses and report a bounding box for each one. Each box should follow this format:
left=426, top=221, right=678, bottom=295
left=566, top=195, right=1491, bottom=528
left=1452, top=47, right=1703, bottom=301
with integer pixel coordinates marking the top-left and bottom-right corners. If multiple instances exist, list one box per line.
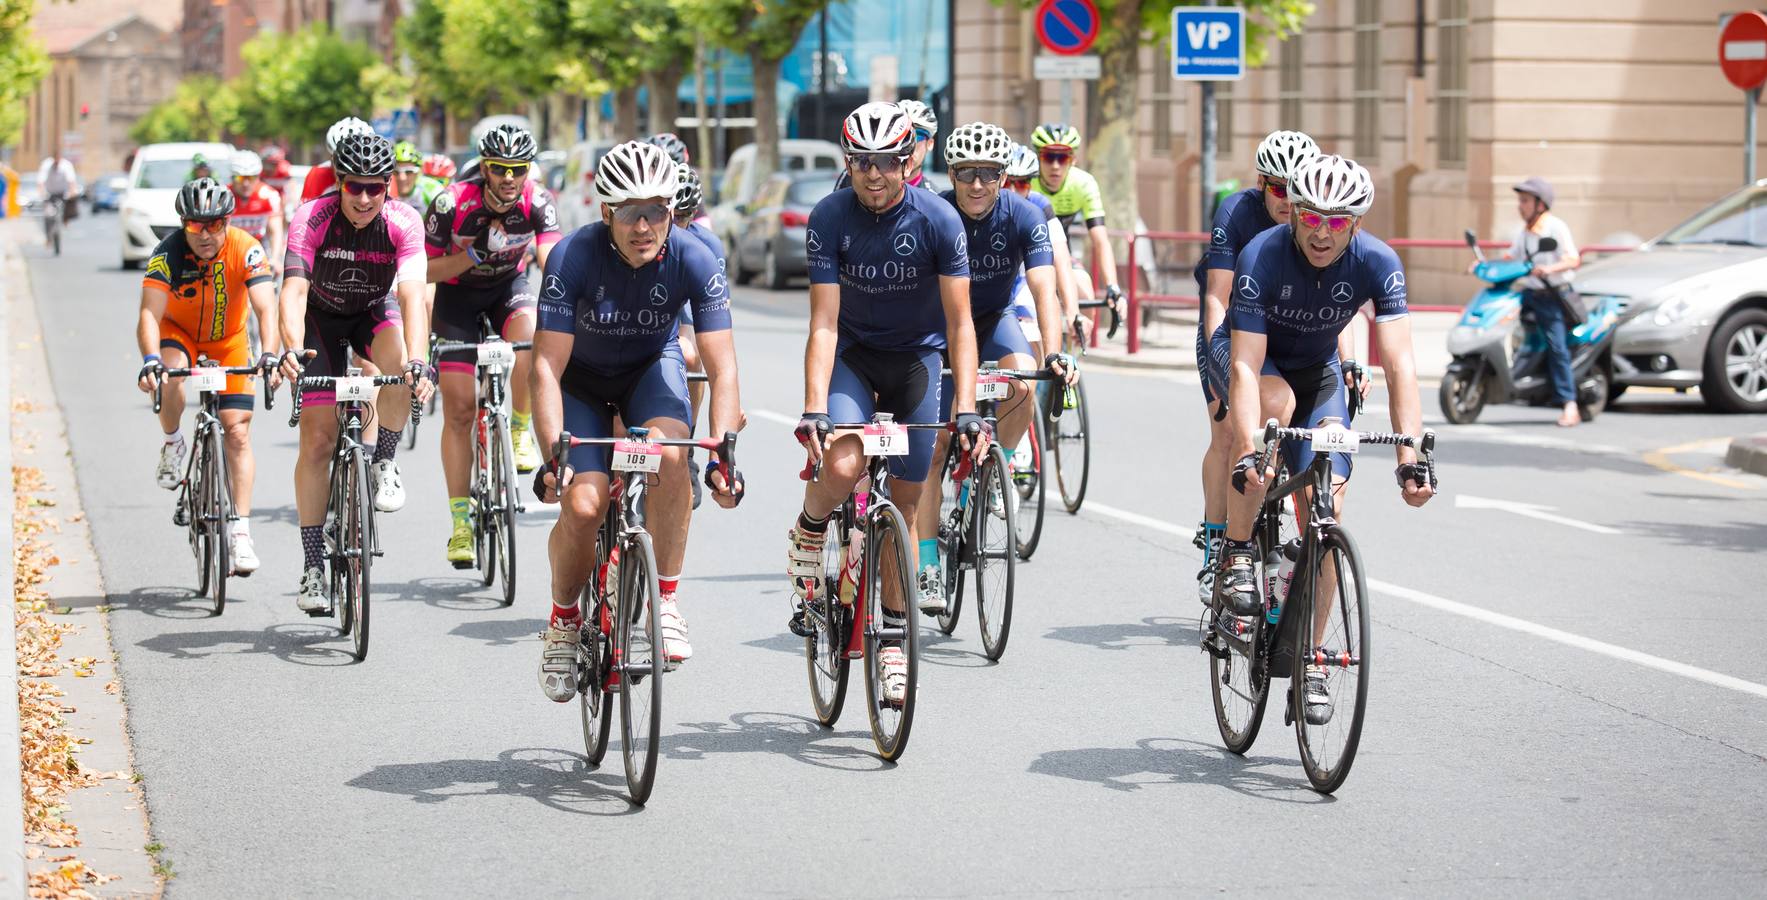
left=341, top=180, right=389, bottom=197
left=1296, top=206, right=1356, bottom=234
left=394, top=166, right=421, bottom=176
left=913, top=127, right=934, bottom=142
left=1005, top=176, right=1033, bottom=190
left=1263, top=178, right=1289, bottom=200
left=1039, top=150, right=1072, bottom=164
left=485, top=161, right=530, bottom=179
left=231, top=174, right=256, bottom=184
left=611, top=202, right=670, bottom=227
left=182, top=218, right=227, bottom=235
left=952, top=166, right=1004, bottom=185
left=847, top=153, right=908, bottom=175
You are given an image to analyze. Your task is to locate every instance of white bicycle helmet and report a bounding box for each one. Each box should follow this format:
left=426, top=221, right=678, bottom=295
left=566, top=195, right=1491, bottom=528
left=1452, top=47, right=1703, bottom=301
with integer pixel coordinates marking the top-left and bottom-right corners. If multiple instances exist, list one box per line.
left=898, top=99, right=938, bottom=137
left=944, top=122, right=1013, bottom=168
left=326, top=116, right=374, bottom=154
left=840, top=102, right=914, bottom=155
left=594, top=140, right=680, bottom=205
left=1254, top=130, right=1319, bottom=181
left=230, top=149, right=263, bottom=178
left=1005, top=143, right=1039, bottom=179
left=1288, top=154, right=1374, bottom=217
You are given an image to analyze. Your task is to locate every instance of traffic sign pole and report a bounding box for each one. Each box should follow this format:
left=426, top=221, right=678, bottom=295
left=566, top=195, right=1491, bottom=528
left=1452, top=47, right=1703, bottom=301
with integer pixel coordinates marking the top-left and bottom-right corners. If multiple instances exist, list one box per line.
left=1199, top=0, right=1217, bottom=232
left=1749, top=87, right=1760, bottom=183
left=1034, top=0, right=1099, bottom=134
left=1719, top=11, right=1767, bottom=184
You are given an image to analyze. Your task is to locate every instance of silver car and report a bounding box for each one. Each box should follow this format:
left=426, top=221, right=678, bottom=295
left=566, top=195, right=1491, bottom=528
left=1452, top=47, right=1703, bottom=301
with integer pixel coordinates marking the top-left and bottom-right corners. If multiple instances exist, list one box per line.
left=1576, top=184, right=1767, bottom=413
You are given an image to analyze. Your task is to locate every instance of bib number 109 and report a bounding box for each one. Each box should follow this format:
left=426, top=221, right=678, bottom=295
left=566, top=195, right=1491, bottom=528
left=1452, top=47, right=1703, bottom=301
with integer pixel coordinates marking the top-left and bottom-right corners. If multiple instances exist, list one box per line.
left=612, top=439, right=663, bottom=473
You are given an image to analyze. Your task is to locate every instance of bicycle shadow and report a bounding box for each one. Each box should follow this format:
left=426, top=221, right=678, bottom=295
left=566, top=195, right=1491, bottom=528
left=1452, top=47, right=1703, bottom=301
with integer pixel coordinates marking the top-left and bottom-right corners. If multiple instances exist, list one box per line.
left=919, top=630, right=994, bottom=668
left=345, top=747, right=641, bottom=816
left=376, top=576, right=509, bottom=612
left=1029, top=737, right=1327, bottom=803
left=663, top=711, right=893, bottom=772
left=133, top=621, right=357, bottom=666
left=449, top=617, right=547, bottom=647
left=101, top=585, right=242, bottom=620
left=1044, top=615, right=1201, bottom=652
left=742, top=630, right=808, bottom=656
left=1614, top=517, right=1767, bottom=554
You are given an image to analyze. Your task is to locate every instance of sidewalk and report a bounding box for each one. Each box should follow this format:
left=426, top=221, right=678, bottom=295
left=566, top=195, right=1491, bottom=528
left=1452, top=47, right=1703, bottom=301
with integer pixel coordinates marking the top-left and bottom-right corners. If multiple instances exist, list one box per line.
left=1728, top=434, right=1767, bottom=478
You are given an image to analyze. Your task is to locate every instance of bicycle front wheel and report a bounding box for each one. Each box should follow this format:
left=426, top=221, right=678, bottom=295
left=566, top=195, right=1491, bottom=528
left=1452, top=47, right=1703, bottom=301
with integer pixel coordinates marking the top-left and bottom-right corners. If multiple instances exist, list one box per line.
left=494, top=413, right=518, bottom=606
left=578, top=585, right=613, bottom=766
left=934, top=455, right=963, bottom=636
left=617, top=530, right=662, bottom=804
left=1051, top=377, right=1091, bottom=513
left=1292, top=525, right=1371, bottom=794
left=863, top=502, right=918, bottom=761
left=474, top=411, right=497, bottom=588
left=187, top=442, right=213, bottom=599
left=972, top=444, right=1016, bottom=661
left=805, top=521, right=850, bottom=726
left=209, top=428, right=233, bottom=616
left=1012, top=408, right=1047, bottom=560
left=345, top=448, right=373, bottom=661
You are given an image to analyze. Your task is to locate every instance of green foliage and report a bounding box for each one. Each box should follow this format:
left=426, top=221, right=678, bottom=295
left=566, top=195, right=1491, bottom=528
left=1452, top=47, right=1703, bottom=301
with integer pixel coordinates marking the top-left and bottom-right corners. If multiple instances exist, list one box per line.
left=0, top=0, right=49, bottom=144
left=226, top=25, right=377, bottom=143
left=675, top=0, right=828, bottom=62
left=400, top=0, right=488, bottom=113
left=129, top=76, right=231, bottom=145
left=440, top=0, right=558, bottom=98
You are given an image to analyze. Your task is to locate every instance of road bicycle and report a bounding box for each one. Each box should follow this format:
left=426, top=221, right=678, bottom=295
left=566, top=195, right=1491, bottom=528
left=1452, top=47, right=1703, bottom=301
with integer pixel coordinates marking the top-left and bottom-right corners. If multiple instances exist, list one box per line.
left=1203, top=417, right=1436, bottom=793
left=153, top=359, right=273, bottom=616
left=557, top=428, right=739, bottom=805
left=1045, top=297, right=1120, bottom=514
left=43, top=193, right=68, bottom=256
left=404, top=332, right=442, bottom=450
left=288, top=348, right=423, bottom=662
left=434, top=320, right=532, bottom=606
left=798, top=414, right=947, bottom=760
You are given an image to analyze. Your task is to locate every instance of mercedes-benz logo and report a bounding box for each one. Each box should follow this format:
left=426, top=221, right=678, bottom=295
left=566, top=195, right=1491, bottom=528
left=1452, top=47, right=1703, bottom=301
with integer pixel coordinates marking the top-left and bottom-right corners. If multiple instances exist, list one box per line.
left=1330, top=281, right=1355, bottom=304
left=543, top=274, right=566, bottom=301
left=991, top=232, right=1007, bottom=251
left=649, top=283, right=669, bottom=306
left=806, top=229, right=822, bottom=253
left=1236, top=275, right=1261, bottom=300
left=1384, top=271, right=1407, bottom=294
left=1213, top=227, right=1228, bottom=245
left=894, top=232, right=918, bottom=256
left=705, top=273, right=727, bottom=296
left=1031, top=224, right=1048, bottom=244
left=339, top=268, right=368, bottom=285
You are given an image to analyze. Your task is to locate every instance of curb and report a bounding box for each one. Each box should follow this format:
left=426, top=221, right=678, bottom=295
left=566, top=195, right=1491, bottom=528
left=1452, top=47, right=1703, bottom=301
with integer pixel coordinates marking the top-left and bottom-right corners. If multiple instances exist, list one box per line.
left=1725, top=434, right=1767, bottom=478
left=2, top=224, right=27, bottom=899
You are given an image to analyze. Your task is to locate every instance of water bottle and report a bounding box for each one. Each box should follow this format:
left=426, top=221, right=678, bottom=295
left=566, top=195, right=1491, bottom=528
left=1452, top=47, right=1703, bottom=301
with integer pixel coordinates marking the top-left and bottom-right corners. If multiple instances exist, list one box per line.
left=1270, top=538, right=1301, bottom=623
left=838, top=529, right=862, bottom=607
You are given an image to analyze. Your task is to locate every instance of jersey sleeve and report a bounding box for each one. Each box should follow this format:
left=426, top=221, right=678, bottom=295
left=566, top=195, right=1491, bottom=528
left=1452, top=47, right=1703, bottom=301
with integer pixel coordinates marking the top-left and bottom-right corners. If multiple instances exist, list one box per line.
left=1227, top=236, right=1274, bottom=336
left=536, top=233, right=583, bottom=336
left=806, top=195, right=841, bottom=285
left=926, top=199, right=970, bottom=278
left=142, top=234, right=180, bottom=295
left=1203, top=192, right=1252, bottom=273
left=681, top=237, right=732, bottom=334
left=282, top=200, right=320, bottom=280
left=529, top=184, right=562, bottom=248
left=424, top=185, right=455, bottom=257
left=1366, top=238, right=1409, bottom=322
left=1079, top=171, right=1106, bottom=227
left=239, top=236, right=274, bottom=287
left=1018, top=198, right=1054, bottom=270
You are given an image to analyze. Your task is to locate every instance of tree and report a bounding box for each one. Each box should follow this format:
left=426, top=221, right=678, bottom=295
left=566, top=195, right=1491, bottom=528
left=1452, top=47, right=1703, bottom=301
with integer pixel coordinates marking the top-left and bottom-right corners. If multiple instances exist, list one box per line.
left=226, top=25, right=378, bottom=155
left=129, top=76, right=232, bottom=145
left=677, top=0, right=829, bottom=176
left=400, top=0, right=492, bottom=122
left=0, top=0, right=48, bottom=145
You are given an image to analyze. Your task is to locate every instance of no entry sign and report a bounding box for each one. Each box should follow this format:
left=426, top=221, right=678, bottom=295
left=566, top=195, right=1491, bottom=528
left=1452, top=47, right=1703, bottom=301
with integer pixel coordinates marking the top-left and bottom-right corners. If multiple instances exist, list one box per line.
left=1721, top=11, right=1767, bottom=91
left=1036, top=0, right=1099, bottom=57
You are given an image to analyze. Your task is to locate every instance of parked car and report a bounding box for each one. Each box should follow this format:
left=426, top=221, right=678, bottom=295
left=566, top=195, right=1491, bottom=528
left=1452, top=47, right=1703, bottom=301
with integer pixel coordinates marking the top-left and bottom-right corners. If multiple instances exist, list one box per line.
left=537, top=149, right=567, bottom=194
left=554, top=139, right=618, bottom=233
left=729, top=172, right=832, bottom=290
left=119, top=141, right=234, bottom=269
left=90, top=173, right=128, bottom=212
left=710, top=139, right=842, bottom=251
left=1575, top=182, right=1767, bottom=413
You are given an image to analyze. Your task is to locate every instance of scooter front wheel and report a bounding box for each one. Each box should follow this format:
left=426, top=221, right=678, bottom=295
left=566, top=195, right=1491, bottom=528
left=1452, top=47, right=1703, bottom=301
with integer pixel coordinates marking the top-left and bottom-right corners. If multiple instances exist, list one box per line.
left=1439, top=365, right=1487, bottom=424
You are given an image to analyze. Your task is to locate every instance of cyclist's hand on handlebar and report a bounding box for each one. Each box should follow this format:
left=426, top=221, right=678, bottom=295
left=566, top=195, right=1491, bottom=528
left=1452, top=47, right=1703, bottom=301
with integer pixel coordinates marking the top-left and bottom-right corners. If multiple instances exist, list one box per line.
left=1103, top=283, right=1125, bottom=315
left=257, top=353, right=284, bottom=391
left=953, top=411, right=992, bottom=462
left=532, top=457, right=567, bottom=503
left=1231, top=451, right=1273, bottom=496
left=1343, top=359, right=1371, bottom=403
left=1045, top=352, right=1078, bottom=387
left=405, top=359, right=436, bottom=404
left=795, top=412, right=833, bottom=464
left=1396, top=462, right=1435, bottom=508
left=705, top=457, right=744, bottom=509
left=137, top=358, right=165, bottom=393
left=279, top=349, right=313, bottom=385
left=1071, top=313, right=1092, bottom=346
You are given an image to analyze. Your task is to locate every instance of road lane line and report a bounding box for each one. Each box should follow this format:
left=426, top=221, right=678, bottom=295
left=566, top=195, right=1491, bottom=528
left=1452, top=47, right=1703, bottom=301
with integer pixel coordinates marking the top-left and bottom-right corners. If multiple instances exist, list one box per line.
left=1642, top=438, right=1757, bottom=491
left=751, top=409, right=801, bottom=427
left=1454, top=494, right=1623, bottom=535
left=1080, top=501, right=1767, bottom=701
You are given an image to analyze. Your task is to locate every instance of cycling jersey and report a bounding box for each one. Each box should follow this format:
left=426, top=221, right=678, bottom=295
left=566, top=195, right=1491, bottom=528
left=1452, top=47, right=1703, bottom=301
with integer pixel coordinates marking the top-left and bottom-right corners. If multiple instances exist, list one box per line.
left=299, top=162, right=336, bottom=205
left=1228, top=226, right=1407, bottom=372
left=805, top=186, right=969, bottom=352
left=230, top=183, right=283, bottom=244
left=1195, top=187, right=1277, bottom=404
left=535, top=223, right=732, bottom=377
left=424, top=176, right=561, bottom=287
left=1033, top=166, right=1105, bottom=230
left=939, top=189, right=1052, bottom=319
left=144, top=227, right=274, bottom=343
left=412, top=176, right=448, bottom=212
left=678, top=221, right=726, bottom=330
left=284, top=193, right=427, bottom=317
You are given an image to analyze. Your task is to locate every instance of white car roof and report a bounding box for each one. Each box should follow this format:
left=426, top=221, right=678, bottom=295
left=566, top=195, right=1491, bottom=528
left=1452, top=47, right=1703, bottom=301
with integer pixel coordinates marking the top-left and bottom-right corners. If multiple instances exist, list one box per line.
left=135, top=142, right=235, bottom=160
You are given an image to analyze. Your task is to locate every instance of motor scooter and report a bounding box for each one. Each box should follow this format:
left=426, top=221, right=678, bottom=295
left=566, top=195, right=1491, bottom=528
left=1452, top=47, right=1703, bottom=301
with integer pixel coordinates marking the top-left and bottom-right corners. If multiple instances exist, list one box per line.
left=1439, top=230, right=1627, bottom=424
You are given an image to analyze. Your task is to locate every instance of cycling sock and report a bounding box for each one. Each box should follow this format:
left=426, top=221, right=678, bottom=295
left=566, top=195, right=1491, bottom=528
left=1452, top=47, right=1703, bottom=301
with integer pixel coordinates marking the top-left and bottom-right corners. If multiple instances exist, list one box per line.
left=448, top=497, right=470, bottom=528
left=231, top=518, right=250, bottom=537
left=300, top=525, right=324, bottom=571
left=373, top=427, right=401, bottom=463
left=796, top=509, right=829, bottom=535
left=1223, top=538, right=1255, bottom=561
left=658, top=575, right=679, bottom=595
left=550, top=601, right=580, bottom=628
left=918, top=538, right=939, bottom=570
left=1201, top=522, right=1226, bottom=565
left=164, top=430, right=183, bottom=444
left=512, top=410, right=532, bottom=432
left=881, top=608, right=908, bottom=630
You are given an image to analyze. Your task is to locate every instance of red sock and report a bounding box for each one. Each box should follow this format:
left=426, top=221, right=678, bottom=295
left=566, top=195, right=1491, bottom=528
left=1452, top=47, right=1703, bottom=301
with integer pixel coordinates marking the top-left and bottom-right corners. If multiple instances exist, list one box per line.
left=658, top=577, right=679, bottom=595
left=550, top=603, right=581, bottom=628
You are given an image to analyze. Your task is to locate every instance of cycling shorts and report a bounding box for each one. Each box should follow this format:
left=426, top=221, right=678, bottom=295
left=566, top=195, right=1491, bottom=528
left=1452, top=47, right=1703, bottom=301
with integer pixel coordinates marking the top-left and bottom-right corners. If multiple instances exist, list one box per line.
left=434, top=271, right=537, bottom=375
left=1199, top=320, right=1221, bottom=406
left=827, top=339, right=942, bottom=482
left=159, top=321, right=254, bottom=411
left=300, top=296, right=403, bottom=406
left=559, top=352, right=691, bottom=476
left=939, top=311, right=1035, bottom=419
left=1208, top=323, right=1352, bottom=480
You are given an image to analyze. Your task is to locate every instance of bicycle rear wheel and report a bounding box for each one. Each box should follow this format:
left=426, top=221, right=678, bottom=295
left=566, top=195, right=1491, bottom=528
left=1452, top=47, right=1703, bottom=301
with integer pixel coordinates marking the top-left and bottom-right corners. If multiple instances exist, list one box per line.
left=617, top=530, right=662, bottom=804
left=1051, top=377, right=1090, bottom=513
left=863, top=502, right=918, bottom=760
left=1293, top=526, right=1370, bottom=794
left=209, top=428, right=233, bottom=616
left=345, top=448, right=373, bottom=661
left=934, top=455, right=963, bottom=636
left=578, top=587, right=613, bottom=766
left=1012, top=409, right=1047, bottom=560
left=474, top=411, right=497, bottom=588
left=187, top=442, right=213, bottom=599
left=972, top=444, right=1016, bottom=661
left=805, top=518, right=850, bottom=726
left=493, top=413, right=518, bottom=606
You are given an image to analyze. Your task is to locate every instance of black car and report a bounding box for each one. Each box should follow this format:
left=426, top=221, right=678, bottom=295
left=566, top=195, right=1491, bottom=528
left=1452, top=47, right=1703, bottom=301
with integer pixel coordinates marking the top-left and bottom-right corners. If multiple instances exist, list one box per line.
left=730, top=172, right=832, bottom=290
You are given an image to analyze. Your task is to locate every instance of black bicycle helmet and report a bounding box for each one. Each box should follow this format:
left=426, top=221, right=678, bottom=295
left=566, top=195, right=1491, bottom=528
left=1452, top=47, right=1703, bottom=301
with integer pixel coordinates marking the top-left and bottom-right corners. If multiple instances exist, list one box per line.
left=646, top=132, right=690, bottom=166
left=672, top=162, right=702, bottom=217
left=175, top=177, right=236, bottom=219
left=478, top=124, right=538, bottom=162
left=334, top=133, right=397, bottom=178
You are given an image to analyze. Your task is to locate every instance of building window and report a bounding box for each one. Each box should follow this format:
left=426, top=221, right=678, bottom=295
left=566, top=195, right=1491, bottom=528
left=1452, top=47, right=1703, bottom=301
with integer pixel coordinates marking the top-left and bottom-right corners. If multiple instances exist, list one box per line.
left=1152, top=38, right=1173, bottom=153
left=1278, top=36, right=1303, bottom=132
left=1353, top=0, right=1380, bottom=158
left=1214, top=82, right=1234, bottom=159
left=1437, top=0, right=1468, bottom=167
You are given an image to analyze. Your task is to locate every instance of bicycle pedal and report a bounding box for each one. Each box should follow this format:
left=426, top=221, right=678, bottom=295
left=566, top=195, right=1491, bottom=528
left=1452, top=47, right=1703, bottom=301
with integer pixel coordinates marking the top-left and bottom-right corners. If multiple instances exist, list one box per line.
left=450, top=560, right=473, bottom=570
left=304, top=606, right=334, bottom=618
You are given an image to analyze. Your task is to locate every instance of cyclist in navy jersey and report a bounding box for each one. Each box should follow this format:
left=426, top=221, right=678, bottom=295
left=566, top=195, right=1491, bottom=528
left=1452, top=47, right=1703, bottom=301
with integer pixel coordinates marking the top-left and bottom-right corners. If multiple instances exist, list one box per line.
left=1004, top=142, right=1082, bottom=351
left=529, top=141, right=745, bottom=702
left=911, top=122, right=1073, bottom=612
left=673, top=162, right=721, bottom=505
left=786, top=102, right=986, bottom=706
left=1208, top=154, right=1436, bottom=720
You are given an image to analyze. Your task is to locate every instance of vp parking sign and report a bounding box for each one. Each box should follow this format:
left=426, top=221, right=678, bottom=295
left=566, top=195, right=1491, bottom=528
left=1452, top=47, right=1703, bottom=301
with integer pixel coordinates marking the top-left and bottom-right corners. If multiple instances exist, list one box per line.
left=1172, top=7, right=1245, bottom=81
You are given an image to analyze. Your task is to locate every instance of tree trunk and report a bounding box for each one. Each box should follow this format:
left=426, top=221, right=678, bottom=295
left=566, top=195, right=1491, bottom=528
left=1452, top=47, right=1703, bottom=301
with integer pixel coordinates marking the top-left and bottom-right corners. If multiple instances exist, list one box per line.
left=614, top=85, right=640, bottom=141
left=751, top=50, right=782, bottom=181
left=1091, top=1, right=1141, bottom=276
left=694, top=38, right=711, bottom=171
left=647, top=62, right=685, bottom=135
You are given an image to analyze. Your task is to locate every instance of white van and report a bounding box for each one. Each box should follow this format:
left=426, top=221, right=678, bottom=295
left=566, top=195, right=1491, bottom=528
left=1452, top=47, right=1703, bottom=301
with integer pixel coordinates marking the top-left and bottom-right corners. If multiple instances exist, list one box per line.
left=120, top=141, right=236, bottom=269
left=711, top=140, right=842, bottom=249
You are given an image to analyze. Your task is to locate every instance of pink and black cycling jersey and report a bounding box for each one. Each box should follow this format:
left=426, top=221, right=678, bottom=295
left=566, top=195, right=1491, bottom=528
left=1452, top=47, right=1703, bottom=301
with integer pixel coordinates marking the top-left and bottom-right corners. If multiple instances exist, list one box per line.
left=283, top=194, right=426, bottom=315
left=424, top=176, right=561, bottom=287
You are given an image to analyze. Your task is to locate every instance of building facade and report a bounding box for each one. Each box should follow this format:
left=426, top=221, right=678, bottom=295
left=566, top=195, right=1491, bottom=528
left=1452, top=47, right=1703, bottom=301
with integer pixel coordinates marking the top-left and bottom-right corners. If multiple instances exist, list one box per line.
left=19, top=3, right=182, bottom=179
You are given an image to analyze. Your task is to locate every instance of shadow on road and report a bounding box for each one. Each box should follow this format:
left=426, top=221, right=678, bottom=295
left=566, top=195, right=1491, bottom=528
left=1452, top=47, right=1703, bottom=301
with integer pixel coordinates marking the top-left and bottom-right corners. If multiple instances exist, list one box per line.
left=376, top=576, right=509, bottom=612
left=742, top=630, right=806, bottom=656
left=1028, top=737, right=1325, bottom=802
left=133, top=621, right=358, bottom=666
left=1044, top=616, right=1199, bottom=652
left=449, top=617, right=546, bottom=647
left=920, top=631, right=994, bottom=668
left=78, top=586, right=221, bottom=620
left=664, top=711, right=892, bottom=772
left=346, top=748, right=641, bottom=816
left=1616, top=518, right=1767, bottom=554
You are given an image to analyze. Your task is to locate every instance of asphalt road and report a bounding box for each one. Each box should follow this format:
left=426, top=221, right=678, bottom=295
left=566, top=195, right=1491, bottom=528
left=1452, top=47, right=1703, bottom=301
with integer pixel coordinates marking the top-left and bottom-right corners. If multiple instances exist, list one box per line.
left=22, top=213, right=1767, bottom=897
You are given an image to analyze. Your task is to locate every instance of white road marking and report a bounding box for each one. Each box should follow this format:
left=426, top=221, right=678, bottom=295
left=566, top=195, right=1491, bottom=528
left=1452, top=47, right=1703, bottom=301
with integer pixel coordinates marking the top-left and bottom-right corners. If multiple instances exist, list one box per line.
left=751, top=409, right=800, bottom=427
left=1424, top=422, right=1630, bottom=456
left=1454, top=493, right=1623, bottom=535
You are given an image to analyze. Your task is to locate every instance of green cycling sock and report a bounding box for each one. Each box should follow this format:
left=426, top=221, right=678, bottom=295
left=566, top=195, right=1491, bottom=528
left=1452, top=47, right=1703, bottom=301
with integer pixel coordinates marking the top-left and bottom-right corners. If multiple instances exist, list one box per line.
left=918, top=538, right=939, bottom=571
left=449, top=497, right=471, bottom=528
left=512, top=410, right=532, bottom=431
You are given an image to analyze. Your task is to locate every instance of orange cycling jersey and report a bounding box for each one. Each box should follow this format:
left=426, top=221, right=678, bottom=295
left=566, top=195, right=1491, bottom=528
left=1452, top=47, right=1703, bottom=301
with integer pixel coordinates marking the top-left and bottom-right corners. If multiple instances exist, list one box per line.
left=143, top=226, right=274, bottom=343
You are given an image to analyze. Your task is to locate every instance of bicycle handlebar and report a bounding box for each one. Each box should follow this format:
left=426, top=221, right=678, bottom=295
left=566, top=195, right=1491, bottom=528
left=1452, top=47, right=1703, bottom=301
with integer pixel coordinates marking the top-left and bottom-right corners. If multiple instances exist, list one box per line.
left=548, top=429, right=740, bottom=497
left=1076, top=298, right=1123, bottom=340
left=1257, top=418, right=1438, bottom=490
left=151, top=360, right=276, bottom=414
left=432, top=339, right=536, bottom=356
left=287, top=374, right=409, bottom=427
left=797, top=421, right=956, bottom=484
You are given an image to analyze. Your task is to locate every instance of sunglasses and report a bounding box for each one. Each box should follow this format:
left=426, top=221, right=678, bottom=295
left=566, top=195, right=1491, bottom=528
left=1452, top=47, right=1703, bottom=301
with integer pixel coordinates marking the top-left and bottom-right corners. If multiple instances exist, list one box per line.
left=1296, top=207, right=1356, bottom=234
left=1005, top=176, right=1032, bottom=190
left=913, top=127, right=934, bottom=142
left=848, top=153, right=909, bottom=175
left=485, top=162, right=530, bottom=179
left=341, top=180, right=389, bottom=197
left=612, top=202, right=670, bottom=227
left=394, top=166, right=420, bottom=176
left=231, top=174, right=256, bottom=183
left=952, top=166, right=1004, bottom=185
left=182, top=218, right=227, bottom=235
left=1039, top=151, right=1072, bottom=164
left=1263, top=179, right=1289, bottom=200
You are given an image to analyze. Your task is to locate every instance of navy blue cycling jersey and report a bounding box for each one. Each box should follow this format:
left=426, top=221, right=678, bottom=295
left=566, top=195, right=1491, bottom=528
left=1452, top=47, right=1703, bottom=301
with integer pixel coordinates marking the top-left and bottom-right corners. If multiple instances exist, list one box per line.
left=1195, top=187, right=1276, bottom=296
left=1229, top=226, right=1408, bottom=371
left=536, top=223, right=732, bottom=375
left=1022, top=190, right=1055, bottom=222
left=806, top=186, right=970, bottom=351
left=940, top=189, right=1053, bottom=318
left=683, top=220, right=726, bottom=269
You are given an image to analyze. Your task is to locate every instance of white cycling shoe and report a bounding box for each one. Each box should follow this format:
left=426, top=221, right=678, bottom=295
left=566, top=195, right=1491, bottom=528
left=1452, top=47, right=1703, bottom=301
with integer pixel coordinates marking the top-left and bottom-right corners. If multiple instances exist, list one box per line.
left=539, top=621, right=581, bottom=702
left=659, top=593, right=691, bottom=668
left=156, top=439, right=186, bottom=490
left=916, top=563, right=946, bottom=614
left=371, top=460, right=405, bottom=513
left=231, top=533, right=260, bottom=576
left=879, top=643, right=908, bottom=705
left=296, top=567, right=328, bottom=612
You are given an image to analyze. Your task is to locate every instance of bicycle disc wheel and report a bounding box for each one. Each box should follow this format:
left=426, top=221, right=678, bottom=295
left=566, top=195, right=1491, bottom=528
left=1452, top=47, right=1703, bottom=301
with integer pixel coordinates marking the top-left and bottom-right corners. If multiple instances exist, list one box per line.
left=972, top=444, right=1016, bottom=661
left=1012, top=410, right=1047, bottom=560
left=347, top=449, right=373, bottom=661
left=494, top=414, right=518, bottom=606
left=805, top=519, right=850, bottom=726
left=617, top=531, right=662, bottom=804
left=1293, top=526, right=1370, bottom=794
left=188, top=443, right=213, bottom=599
left=210, top=430, right=233, bottom=616
left=475, top=412, right=497, bottom=588
left=578, top=586, right=614, bottom=766
left=862, top=502, right=918, bottom=760
left=1051, top=377, right=1091, bottom=513
left=934, top=458, right=963, bottom=636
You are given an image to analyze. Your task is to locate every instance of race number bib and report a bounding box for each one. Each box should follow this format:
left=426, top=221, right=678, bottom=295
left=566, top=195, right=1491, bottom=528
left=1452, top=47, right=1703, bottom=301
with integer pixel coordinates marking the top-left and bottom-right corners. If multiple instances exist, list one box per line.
left=334, top=377, right=375, bottom=403
left=976, top=373, right=1012, bottom=402
left=187, top=368, right=226, bottom=392
left=861, top=421, right=909, bottom=457
left=477, top=341, right=516, bottom=367
left=1312, top=423, right=1360, bottom=455
left=612, top=439, right=663, bottom=473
